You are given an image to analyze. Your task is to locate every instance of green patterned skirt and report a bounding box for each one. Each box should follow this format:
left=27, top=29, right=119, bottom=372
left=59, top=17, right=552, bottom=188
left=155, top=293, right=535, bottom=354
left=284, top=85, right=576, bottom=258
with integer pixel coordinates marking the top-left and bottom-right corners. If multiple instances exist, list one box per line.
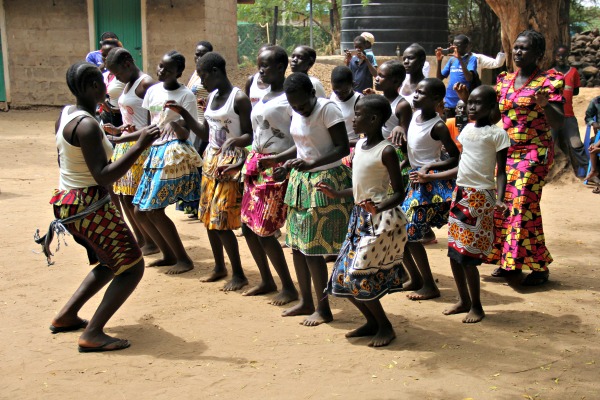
left=284, top=164, right=353, bottom=256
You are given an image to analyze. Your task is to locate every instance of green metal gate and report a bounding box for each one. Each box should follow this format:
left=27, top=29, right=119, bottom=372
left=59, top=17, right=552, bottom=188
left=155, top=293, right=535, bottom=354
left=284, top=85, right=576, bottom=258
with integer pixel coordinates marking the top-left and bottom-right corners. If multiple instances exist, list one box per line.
left=94, top=0, right=143, bottom=68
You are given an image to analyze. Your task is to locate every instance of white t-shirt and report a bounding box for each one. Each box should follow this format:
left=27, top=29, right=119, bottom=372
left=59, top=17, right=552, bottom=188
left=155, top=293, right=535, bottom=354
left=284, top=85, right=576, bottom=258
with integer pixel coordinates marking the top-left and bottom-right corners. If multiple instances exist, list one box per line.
left=251, top=92, right=294, bottom=154
left=456, top=123, right=510, bottom=190
left=290, top=98, right=344, bottom=172
left=330, top=91, right=361, bottom=141
left=142, top=83, right=198, bottom=144
left=310, top=76, right=327, bottom=99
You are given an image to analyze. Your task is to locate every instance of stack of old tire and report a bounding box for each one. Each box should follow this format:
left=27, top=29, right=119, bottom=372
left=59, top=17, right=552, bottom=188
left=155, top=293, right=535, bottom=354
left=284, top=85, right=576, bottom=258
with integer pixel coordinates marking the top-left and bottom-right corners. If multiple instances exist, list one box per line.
left=570, top=28, right=600, bottom=87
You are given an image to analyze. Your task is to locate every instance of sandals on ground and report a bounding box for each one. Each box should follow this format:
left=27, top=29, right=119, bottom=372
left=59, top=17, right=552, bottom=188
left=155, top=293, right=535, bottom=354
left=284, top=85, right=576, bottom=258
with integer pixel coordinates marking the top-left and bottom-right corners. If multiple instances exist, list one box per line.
left=490, top=267, right=523, bottom=278
left=522, top=271, right=549, bottom=286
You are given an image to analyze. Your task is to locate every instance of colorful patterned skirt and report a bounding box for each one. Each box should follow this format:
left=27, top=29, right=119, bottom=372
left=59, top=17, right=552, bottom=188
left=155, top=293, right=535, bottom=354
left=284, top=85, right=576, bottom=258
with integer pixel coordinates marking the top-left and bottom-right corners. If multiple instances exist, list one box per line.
left=50, top=186, right=142, bottom=275
left=241, top=151, right=288, bottom=237
left=487, top=146, right=553, bottom=271
left=133, top=140, right=202, bottom=211
left=111, top=142, right=150, bottom=196
left=447, top=186, right=496, bottom=266
left=198, top=146, right=247, bottom=230
left=327, top=205, right=407, bottom=301
left=284, top=165, right=353, bottom=256
left=401, top=169, right=455, bottom=241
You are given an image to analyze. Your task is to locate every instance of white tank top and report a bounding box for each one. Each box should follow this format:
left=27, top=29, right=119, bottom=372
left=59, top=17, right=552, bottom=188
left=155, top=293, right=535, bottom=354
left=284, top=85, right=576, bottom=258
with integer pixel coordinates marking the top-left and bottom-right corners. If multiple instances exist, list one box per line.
left=330, top=91, right=361, bottom=141
left=406, top=110, right=443, bottom=168
left=118, top=73, right=150, bottom=129
left=56, top=107, right=113, bottom=190
left=382, top=95, right=403, bottom=139
left=249, top=73, right=270, bottom=108
left=399, top=78, right=415, bottom=108
left=205, top=87, right=243, bottom=149
left=352, top=138, right=393, bottom=204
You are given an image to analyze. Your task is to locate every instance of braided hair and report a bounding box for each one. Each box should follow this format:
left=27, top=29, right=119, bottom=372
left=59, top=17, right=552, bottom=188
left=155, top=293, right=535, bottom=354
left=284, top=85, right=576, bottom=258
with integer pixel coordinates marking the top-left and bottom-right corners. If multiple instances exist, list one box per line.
left=165, top=50, right=186, bottom=74
left=516, top=29, right=546, bottom=59
left=66, top=62, right=102, bottom=98
left=105, top=47, right=134, bottom=69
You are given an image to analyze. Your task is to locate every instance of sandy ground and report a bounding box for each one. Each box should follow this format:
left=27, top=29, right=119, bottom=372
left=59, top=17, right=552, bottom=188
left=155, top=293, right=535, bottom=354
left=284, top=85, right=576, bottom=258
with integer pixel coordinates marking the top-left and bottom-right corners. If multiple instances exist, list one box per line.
left=0, top=85, right=599, bottom=400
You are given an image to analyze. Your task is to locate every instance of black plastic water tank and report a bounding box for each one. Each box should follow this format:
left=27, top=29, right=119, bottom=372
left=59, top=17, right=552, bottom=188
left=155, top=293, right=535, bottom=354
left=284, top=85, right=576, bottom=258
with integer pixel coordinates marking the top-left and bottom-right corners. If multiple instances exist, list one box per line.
left=341, top=0, right=449, bottom=56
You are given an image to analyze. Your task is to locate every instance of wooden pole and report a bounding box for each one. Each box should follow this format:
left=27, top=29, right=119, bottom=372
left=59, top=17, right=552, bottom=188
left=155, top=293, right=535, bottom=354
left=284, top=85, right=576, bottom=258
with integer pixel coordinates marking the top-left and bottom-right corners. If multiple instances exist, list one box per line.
left=273, top=6, right=278, bottom=45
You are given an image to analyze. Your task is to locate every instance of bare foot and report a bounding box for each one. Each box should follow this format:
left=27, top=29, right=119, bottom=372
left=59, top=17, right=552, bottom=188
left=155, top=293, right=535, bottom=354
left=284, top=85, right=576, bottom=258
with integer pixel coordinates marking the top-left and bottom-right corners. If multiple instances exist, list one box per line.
left=345, top=322, right=378, bottom=338
left=269, top=289, right=299, bottom=306
left=402, top=278, right=423, bottom=291
left=442, top=301, right=471, bottom=315
left=200, top=269, right=228, bottom=282
left=300, top=310, right=333, bottom=327
left=221, top=275, right=249, bottom=292
left=282, top=302, right=314, bottom=317
left=242, top=282, right=277, bottom=296
left=368, top=325, right=396, bottom=347
left=463, top=306, right=485, bottom=323
left=141, top=244, right=160, bottom=256
left=166, top=261, right=194, bottom=275
left=406, top=286, right=441, bottom=301
left=147, top=258, right=176, bottom=267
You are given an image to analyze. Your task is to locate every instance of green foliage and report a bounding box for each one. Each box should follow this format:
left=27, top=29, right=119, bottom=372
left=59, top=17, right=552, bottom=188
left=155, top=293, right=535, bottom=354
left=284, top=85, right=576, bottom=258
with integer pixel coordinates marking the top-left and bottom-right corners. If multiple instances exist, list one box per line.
left=570, top=0, right=600, bottom=33
left=238, top=0, right=333, bottom=28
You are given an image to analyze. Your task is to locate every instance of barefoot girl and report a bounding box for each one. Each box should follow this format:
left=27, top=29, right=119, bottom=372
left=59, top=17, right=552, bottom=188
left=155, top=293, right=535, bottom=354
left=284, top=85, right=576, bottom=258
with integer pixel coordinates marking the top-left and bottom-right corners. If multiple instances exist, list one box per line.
left=166, top=52, right=253, bottom=291
left=443, top=86, right=509, bottom=323
left=132, top=51, right=202, bottom=275
left=330, top=65, right=361, bottom=167
left=276, top=72, right=352, bottom=326
left=104, top=47, right=158, bottom=256
left=402, top=78, right=460, bottom=300
left=40, top=62, right=159, bottom=351
left=289, top=45, right=327, bottom=98
left=319, top=94, right=407, bottom=347
left=239, top=46, right=299, bottom=304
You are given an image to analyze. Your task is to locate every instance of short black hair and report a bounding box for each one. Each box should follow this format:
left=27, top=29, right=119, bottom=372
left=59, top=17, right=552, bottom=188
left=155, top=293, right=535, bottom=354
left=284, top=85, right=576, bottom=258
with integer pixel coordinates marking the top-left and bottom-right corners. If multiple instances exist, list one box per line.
left=196, top=41, right=213, bottom=51
left=100, top=31, right=118, bottom=41
left=66, top=62, right=102, bottom=98
left=165, top=50, right=186, bottom=74
left=262, top=45, right=289, bottom=70
left=105, top=47, right=134, bottom=68
left=454, top=34, right=470, bottom=44
left=284, top=72, right=313, bottom=94
left=358, top=94, right=392, bottom=128
left=295, top=45, right=316, bottom=65
left=101, top=38, right=120, bottom=47
left=381, top=60, right=406, bottom=82
left=516, top=29, right=546, bottom=57
left=353, top=35, right=367, bottom=45
left=470, top=85, right=497, bottom=108
left=422, top=77, right=446, bottom=100
left=331, top=66, right=353, bottom=85
left=407, top=43, right=426, bottom=61
left=198, top=52, right=227, bottom=74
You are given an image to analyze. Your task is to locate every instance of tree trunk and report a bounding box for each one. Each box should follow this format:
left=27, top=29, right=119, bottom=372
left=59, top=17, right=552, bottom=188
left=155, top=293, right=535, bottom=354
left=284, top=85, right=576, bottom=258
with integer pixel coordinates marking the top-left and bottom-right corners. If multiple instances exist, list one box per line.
left=485, top=0, right=570, bottom=71
left=330, top=0, right=341, bottom=48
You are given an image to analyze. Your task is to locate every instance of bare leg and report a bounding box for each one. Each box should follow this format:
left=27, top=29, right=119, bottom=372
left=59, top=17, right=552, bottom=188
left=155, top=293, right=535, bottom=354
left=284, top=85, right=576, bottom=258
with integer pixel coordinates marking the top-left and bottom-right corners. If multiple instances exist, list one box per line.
left=301, top=255, right=333, bottom=326
left=585, top=155, right=599, bottom=182
left=346, top=297, right=378, bottom=338
left=217, top=230, right=248, bottom=291
left=134, top=206, right=177, bottom=267
left=405, top=241, right=440, bottom=300
left=260, top=235, right=299, bottom=305
left=121, top=195, right=158, bottom=255
left=443, top=258, right=471, bottom=315
left=282, top=250, right=315, bottom=317
left=462, top=265, right=485, bottom=323
left=402, top=245, right=423, bottom=291
left=78, top=260, right=145, bottom=350
left=242, top=225, right=278, bottom=296
left=51, top=264, right=114, bottom=329
left=200, top=229, right=228, bottom=282
left=363, top=299, right=396, bottom=347
left=146, top=208, right=194, bottom=274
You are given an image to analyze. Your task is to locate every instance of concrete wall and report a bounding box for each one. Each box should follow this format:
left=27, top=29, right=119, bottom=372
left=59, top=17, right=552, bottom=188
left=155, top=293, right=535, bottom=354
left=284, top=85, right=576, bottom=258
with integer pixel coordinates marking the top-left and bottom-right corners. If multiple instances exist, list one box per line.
left=4, top=0, right=89, bottom=106
left=2, top=0, right=239, bottom=106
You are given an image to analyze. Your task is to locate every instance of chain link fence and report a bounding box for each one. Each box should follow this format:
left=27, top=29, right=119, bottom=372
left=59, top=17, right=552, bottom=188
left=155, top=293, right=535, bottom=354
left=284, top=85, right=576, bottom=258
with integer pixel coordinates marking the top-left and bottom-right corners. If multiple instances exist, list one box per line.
left=238, top=22, right=332, bottom=64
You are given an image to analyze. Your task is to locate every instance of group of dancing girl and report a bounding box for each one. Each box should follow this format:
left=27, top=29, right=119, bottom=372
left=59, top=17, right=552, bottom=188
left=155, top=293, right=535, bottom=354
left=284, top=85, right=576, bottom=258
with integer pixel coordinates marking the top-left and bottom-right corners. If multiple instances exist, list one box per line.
left=37, top=28, right=564, bottom=352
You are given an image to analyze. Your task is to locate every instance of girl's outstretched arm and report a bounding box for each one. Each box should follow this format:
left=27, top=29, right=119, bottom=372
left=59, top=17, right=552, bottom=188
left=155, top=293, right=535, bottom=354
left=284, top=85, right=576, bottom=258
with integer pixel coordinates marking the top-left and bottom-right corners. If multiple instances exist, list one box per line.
left=424, top=120, right=460, bottom=172
left=289, top=121, right=350, bottom=171
left=495, top=147, right=508, bottom=210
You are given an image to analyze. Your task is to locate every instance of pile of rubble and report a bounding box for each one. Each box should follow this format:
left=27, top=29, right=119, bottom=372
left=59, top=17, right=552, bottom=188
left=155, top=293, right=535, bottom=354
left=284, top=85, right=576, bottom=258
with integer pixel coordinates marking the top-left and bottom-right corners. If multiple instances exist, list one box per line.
left=570, top=28, right=600, bottom=87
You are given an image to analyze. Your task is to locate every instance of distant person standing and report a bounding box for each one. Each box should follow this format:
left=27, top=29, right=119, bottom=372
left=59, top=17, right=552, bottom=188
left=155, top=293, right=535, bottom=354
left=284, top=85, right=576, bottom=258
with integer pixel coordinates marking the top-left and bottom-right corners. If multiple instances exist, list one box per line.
left=436, top=34, right=478, bottom=119
left=548, top=45, right=588, bottom=177
left=344, top=35, right=378, bottom=93
left=86, top=32, right=120, bottom=69
left=360, top=32, right=378, bottom=67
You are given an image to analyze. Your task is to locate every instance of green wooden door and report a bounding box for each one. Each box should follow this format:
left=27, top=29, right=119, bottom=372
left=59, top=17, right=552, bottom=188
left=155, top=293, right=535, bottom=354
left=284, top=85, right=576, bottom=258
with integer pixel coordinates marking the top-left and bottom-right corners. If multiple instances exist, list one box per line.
left=94, top=0, right=142, bottom=67
left=0, top=32, right=6, bottom=102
